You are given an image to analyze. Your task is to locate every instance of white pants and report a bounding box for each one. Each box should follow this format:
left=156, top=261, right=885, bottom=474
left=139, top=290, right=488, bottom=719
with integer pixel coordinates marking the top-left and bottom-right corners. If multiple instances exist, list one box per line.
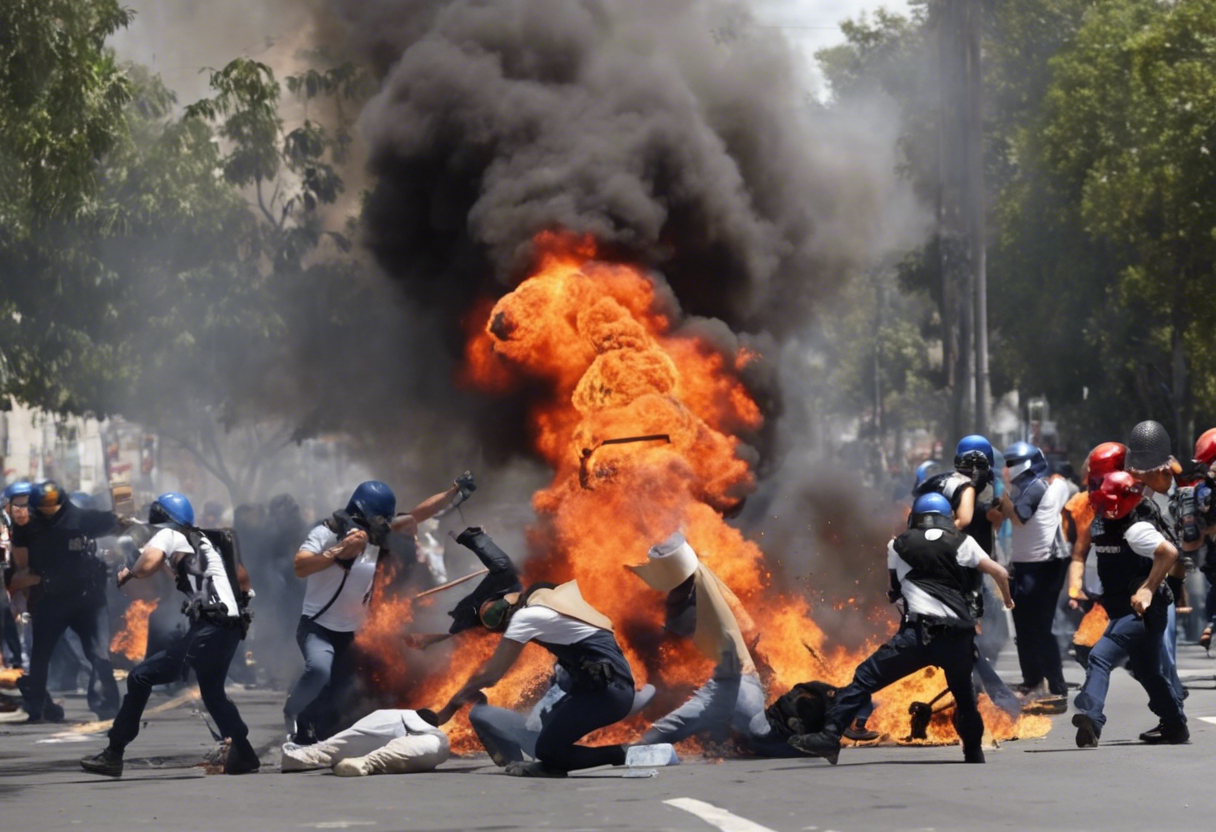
left=282, top=709, right=450, bottom=774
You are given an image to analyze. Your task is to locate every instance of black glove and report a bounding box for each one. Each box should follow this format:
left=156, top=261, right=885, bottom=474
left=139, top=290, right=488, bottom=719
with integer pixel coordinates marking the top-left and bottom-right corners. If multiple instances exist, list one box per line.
left=454, top=472, right=477, bottom=501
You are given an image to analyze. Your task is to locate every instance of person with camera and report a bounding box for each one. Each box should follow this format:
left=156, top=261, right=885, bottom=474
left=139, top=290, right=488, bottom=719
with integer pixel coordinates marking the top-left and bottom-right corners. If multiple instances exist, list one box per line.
left=283, top=475, right=472, bottom=743
left=1177, top=428, right=1216, bottom=651
left=1072, top=470, right=1188, bottom=747
left=80, top=492, right=259, bottom=777
left=8, top=480, right=123, bottom=723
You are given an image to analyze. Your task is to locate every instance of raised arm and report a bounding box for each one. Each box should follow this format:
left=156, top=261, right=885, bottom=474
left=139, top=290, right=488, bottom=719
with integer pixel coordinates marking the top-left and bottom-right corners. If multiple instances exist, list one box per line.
left=294, top=529, right=367, bottom=578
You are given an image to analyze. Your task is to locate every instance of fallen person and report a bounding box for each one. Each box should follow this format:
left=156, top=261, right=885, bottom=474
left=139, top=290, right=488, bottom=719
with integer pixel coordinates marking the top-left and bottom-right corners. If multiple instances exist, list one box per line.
left=429, top=552, right=670, bottom=777
left=281, top=709, right=449, bottom=776
left=626, top=531, right=798, bottom=757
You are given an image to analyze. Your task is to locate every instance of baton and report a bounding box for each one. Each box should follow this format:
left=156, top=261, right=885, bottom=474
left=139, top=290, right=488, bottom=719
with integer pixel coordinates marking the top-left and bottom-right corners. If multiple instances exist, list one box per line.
left=414, top=568, right=490, bottom=599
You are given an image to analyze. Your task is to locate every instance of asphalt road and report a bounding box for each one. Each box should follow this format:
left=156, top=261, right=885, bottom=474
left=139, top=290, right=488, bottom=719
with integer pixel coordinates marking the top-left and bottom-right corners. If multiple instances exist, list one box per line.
left=3, top=645, right=1216, bottom=832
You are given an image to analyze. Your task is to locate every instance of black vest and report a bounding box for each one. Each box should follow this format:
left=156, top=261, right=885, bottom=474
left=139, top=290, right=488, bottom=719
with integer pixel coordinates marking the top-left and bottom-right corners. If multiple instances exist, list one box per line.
left=536, top=629, right=633, bottom=691
left=1089, top=501, right=1171, bottom=620
left=892, top=524, right=977, bottom=625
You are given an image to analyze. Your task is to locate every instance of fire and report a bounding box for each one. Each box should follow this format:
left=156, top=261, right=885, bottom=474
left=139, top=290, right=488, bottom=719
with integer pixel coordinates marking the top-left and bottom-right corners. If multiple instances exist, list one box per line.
left=110, top=599, right=158, bottom=662
left=361, top=231, right=1052, bottom=753
left=1073, top=604, right=1110, bottom=648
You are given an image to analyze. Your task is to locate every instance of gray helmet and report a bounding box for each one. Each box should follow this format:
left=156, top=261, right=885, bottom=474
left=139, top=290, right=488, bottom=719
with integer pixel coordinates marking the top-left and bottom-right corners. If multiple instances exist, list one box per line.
left=1126, top=420, right=1172, bottom=471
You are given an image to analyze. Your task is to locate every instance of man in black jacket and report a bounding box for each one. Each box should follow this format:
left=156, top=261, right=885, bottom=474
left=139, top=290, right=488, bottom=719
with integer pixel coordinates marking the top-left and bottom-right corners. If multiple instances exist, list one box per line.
left=9, top=481, right=123, bottom=722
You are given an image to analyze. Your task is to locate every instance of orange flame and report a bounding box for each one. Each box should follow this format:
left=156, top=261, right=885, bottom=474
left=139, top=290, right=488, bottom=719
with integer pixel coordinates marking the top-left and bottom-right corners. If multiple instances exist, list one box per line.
left=361, top=231, right=1051, bottom=752
left=1073, top=603, right=1110, bottom=648
left=110, top=599, right=159, bottom=661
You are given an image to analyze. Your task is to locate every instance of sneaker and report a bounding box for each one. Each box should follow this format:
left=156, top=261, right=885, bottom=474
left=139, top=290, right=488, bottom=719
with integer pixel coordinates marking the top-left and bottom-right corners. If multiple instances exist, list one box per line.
left=843, top=720, right=881, bottom=742
left=624, top=743, right=680, bottom=767
left=788, top=731, right=842, bottom=765
left=81, top=748, right=124, bottom=777
left=1072, top=713, right=1100, bottom=748
left=504, top=760, right=567, bottom=778
left=224, top=738, right=261, bottom=775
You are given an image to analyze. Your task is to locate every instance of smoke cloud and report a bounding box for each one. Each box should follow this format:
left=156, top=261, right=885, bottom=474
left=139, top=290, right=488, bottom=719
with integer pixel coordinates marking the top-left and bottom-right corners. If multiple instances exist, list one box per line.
left=328, top=0, right=928, bottom=332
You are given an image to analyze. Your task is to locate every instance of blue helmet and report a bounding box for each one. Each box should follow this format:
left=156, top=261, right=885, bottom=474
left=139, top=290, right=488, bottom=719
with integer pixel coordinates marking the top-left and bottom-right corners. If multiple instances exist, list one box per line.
left=346, top=481, right=396, bottom=523
left=30, top=480, right=64, bottom=513
left=914, top=460, right=942, bottom=488
left=955, top=435, right=994, bottom=471
left=3, top=481, right=32, bottom=501
left=912, top=492, right=954, bottom=519
left=1004, top=442, right=1048, bottom=481
left=150, top=492, right=194, bottom=526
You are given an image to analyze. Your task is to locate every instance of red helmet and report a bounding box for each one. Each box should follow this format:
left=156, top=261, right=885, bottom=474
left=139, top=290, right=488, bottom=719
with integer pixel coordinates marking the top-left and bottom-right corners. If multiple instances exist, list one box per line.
left=1089, top=471, right=1144, bottom=520
left=1194, top=428, right=1216, bottom=468
left=1086, top=442, right=1127, bottom=490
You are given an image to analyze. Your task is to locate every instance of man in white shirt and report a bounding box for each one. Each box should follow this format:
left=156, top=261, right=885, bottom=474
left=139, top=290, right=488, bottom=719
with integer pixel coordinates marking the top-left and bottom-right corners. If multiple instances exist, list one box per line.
left=998, top=441, right=1070, bottom=698
left=790, top=493, right=1013, bottom=765
left=284, top=475, right=472, bottom=743
left=81, top=492, right=259, bottom=778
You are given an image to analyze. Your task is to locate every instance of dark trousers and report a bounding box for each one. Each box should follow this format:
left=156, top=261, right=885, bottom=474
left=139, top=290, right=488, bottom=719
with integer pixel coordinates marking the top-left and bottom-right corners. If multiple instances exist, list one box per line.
left=284, top=617, right=356, bottom=740
left=22, top=593, right=119, bottom=720
left=1074, top=610, right=1185, bottom=730
left=109, top=620, right=247, bottom=752
left=1010, top=559, right=1068, bottom=695
left=827, top=621, right=984, bottom=755
left=1, top=589, right=23, bottom=667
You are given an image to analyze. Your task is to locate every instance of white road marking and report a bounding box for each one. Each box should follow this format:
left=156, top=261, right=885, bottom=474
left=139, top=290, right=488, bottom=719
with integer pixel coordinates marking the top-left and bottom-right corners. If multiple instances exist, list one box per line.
left=665, top=798, right=780, bottom=832
left=301, top=824, right=377, bottom=830
left=1198, top=717, right=1216, bottom=726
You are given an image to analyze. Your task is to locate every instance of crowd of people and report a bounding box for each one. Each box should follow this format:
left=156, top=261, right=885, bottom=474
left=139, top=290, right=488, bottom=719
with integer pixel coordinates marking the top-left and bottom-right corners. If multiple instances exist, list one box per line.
left=1, top=417, right=1214, bottom=778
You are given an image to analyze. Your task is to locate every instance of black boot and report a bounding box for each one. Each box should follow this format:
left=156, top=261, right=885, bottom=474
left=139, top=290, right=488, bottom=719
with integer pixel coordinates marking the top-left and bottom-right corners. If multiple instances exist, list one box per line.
left=1138, top=722, right=1165, bottom=743
left=788, top=730, right=842, bottom=765
left=843, top=718, right=881, bottom=742
left=224, top=737, right=261, bottom=775
left=1144, top=722, right=1189, bottom=745
left=81, top=747, right=123, bottom=777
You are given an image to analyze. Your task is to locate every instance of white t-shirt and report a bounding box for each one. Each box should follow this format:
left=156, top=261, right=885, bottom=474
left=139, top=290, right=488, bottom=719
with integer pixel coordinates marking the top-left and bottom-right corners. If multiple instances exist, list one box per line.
left=503, top=605, right=601, bottom=645
left=146, top=527, right=239, bottom=620
left=887, top=532, right=990, bottom=619
left=300, top=524, right=380, bottom=632
left=1125, top=521, right=1166, bottom=558
left=1009, top=478, right=1070, bottom=563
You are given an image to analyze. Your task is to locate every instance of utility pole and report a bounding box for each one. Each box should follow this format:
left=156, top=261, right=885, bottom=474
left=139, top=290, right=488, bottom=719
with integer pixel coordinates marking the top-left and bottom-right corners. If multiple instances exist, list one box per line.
left=937, top=0, right=987, bottom=436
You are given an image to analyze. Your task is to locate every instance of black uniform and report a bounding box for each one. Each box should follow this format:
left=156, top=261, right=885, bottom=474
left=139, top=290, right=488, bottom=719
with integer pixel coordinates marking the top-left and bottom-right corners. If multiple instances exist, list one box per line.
left=791, top=517, right=989, bottom=762
left=12, top=501, right=120, bottom=721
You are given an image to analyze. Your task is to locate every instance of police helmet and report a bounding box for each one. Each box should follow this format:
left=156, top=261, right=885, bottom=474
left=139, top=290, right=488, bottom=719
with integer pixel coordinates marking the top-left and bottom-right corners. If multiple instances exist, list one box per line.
left=1086, top=442, right=1126, bottom=490
left=346, top=480, right=396, bottom=523
left=954, top=435, right=994, bottom=475
left=1126, top=420, right=1172, bottom=472
left=912, top=492, right=954, bottom=519
left=149, top=492, right=195, bottom=526
left=3, top=481, right=32, bottom=502
left=30, top=480, right=64, bottom=514
left=913, top=460, right=942, bottom=489
left=1004, top=442, right=1047, bottom=482
left=1195, top=428, right=1216, bottom=469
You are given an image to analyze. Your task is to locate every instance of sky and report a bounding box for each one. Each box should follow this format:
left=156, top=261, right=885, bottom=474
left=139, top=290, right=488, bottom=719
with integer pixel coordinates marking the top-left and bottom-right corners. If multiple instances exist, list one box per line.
left=109, top=0, right=913, bottom=101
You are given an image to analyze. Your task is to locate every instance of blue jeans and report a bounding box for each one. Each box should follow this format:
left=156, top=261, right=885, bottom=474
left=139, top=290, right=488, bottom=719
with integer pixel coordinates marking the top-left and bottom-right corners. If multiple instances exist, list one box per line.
left=469, top=680, right=631, bottom=773
left=1074, top=610, right=1185, bottom=730
left=284, top=617, right=356, bottom=739
left=1163, top=604, right=1184, bottom=702
left=109, top=620, right=247, bottom=751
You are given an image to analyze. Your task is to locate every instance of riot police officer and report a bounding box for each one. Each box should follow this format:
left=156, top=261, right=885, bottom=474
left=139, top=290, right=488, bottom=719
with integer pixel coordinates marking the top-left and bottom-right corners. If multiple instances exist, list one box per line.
left=81, top=492, right=259, bottom=777
left=789, top=493, right=1014, bottom=764
left=9, top=480, right=121, bottom=722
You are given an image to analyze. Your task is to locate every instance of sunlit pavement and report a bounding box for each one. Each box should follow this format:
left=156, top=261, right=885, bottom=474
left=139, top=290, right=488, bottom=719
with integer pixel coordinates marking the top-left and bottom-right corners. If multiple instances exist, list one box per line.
left=3, top=643, right=1216, bottom=832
